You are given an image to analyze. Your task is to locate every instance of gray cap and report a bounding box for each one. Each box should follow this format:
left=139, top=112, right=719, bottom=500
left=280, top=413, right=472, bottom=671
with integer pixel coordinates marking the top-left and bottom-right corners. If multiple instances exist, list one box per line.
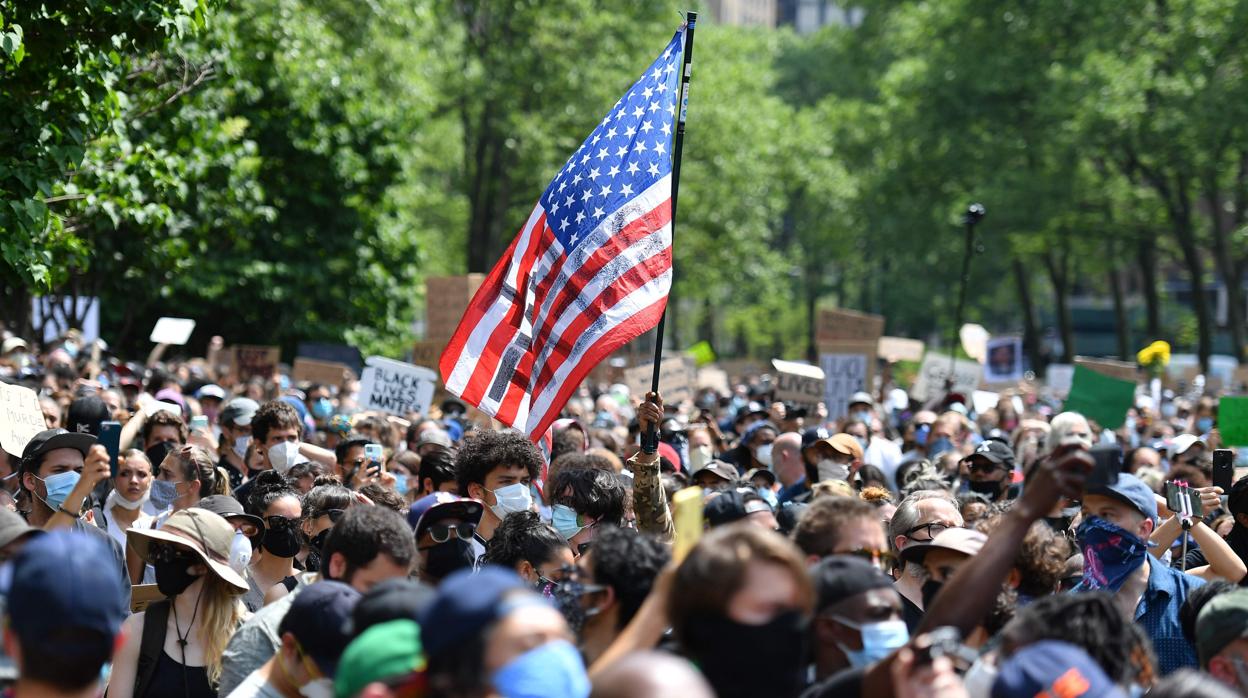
left=0, top=508, right=41, bottom=549
left=416, top=430, right=453, bottom=450
left=220, top=398, right=260, bottom=427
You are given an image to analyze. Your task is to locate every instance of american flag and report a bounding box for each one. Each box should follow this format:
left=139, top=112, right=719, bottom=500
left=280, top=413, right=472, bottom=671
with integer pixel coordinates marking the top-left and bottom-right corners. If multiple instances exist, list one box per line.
left=440, top=26, right=686, bottom=440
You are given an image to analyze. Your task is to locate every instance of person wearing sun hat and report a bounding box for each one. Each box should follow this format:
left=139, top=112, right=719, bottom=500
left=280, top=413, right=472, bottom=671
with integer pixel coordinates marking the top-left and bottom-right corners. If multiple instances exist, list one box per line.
left=109, top=508, right=249, bottom=698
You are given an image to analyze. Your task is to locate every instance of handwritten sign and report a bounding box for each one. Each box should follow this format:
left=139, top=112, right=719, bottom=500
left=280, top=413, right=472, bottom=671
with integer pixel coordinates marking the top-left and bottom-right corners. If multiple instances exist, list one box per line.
left=820, top=354, right=868, bottom=421
left=292, top=358, right=355, bottom=386
left=426, top=275, right=486, bottom=342
left=910, top=354, right=982, bottom=402
left=358, top=357, right=437, bottom=416
left=816, top=308, right=885, bottom=345
left=878, top=336, right=925, bottom=363
left=231, top=345, right=280, bottom=382
left=772, top=359, right=825, bottom=413
left=149, top=317, right=196, bottom=346
left=624, top=356, right=696, bottom=403
left=0, top=383, right=46, bottom=457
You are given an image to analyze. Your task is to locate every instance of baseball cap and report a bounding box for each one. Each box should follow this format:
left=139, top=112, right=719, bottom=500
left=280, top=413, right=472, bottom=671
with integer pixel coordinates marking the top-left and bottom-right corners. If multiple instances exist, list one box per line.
left=419, top=566, right=529, bottom=660
left=741, top=420, right=778, bottom=445
left=1169, top=433, right=1206, bottom=460
left=195, top=384, right=226, bottom=401
left=704, top=488, right=773, bottom=528
left=416, top=429, right=453, bottom=451
left=776, top=501, right=808, bottom=535
left=821, top=433, right=864, bottom=460
left=849, top=391, right=874, bottom=408
left=350, top=578, right=437, bottom=638
left=812, top=555, right=895, bottom=612
left=744, top=467, right=776, bottom=486
left=7, top=530, right=128, bottom=656
left=1197, top=589, right=1248, bottom=665
left=0, top=508, right=41, bottom=549
left=197, top=495, right=264, bottom=535
left=1084, top=472, right=1158, bottom=522
left=20, top=428, right=96, bottom=470
left=801, top=427, right=831, bottom=451
left=127, top=508, right=250, bottom=593
left=992, top=641, right=1124, bottom=698
left=1, top=337, right=28, bottom=355
left=963, top=440, right=1015, bottom=467
left=900, top=526, right=986, bottom=564
left=407, top=493, right=483, bottom=538
left=220, top=397, right=260, bottom=427
left=67, top=396, right=110, bottom=436
left=279, top=580, right=362, bottom=677
left=690, top=460, right=737, bottom=484
left=335, top=619, right=426, bottom=698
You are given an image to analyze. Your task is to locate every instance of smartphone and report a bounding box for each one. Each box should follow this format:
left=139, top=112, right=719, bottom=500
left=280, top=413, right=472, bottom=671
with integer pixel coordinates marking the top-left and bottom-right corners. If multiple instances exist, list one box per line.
left=364, top=444, right=384, bottom=477
left=1088, top=444, right=1123, bottom=489
left=190, top=415, right=209, bottom=431
left=1214, top=449, right=1234, bottom=492
left=99, top=421, right=122, bottom=477
left=1166, top=482, right=1203, bottom=518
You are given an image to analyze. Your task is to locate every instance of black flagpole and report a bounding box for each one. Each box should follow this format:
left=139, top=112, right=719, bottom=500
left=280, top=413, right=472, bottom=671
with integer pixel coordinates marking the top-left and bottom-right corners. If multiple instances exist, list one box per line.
left=642, top=12, right=697, bottom=454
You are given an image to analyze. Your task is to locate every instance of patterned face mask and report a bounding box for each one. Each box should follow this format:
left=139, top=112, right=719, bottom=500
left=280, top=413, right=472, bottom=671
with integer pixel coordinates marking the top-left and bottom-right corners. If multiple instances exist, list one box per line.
left=1074, top=516, right=1149, bottom=592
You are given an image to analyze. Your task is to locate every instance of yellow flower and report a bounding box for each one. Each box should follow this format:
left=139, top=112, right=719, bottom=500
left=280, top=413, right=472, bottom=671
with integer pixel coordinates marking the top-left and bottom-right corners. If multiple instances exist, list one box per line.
left=1136, top=340, right=1171, bottom=367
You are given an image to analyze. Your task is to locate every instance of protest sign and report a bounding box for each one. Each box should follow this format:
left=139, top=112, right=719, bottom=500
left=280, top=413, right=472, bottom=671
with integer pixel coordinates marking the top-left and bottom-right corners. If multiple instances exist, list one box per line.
left=296, top=342, right=364, bottom=376
left=411, top=340, right=445, bottom=376
left=816, top=308, right=885, bottom=345
left=697, top=366, right=730, bottom=395
left=232, top=345, right=280, bottom=382
left=1074, top=356, right=1138, bottom=384
left=1063, top=365, right=1135, bottom=430
left=984, top=337, right=1023, bottom=383
left=771, top=359, right=825, bottom=414
left=687, top=340, right=716, bottom=367
left=624, top=356, right=696, bottom=403
left=910, top=354, right=982, bottom=402
left=1046, top=364, right=1075, bottom=397
left=292, top=358, right=355, bottom=385
left=972, top=390, right=1001, bottom=415
left=878, top=336, right=925, bottom=363
left=0, top=383, right=45, bottom=457
left=1219, top=396, right=1248, bottom=446
left=820, top=353, right=868, bottom=421
left=358, top=357, right=437, bottom=417
left=426, top=275, right=486, bottom=342
left=960, top=324, right=990, bottom=363
left=31, top=296, right=100, bottom=343
left=148, top=317, right=196, bottom=346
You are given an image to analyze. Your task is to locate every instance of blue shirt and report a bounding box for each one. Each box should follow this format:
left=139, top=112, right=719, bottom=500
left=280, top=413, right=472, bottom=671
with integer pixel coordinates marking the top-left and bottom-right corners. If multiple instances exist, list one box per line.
left=1136, top=554, right=1204, bottom=675
left=777, top=477, right=809, bottom=505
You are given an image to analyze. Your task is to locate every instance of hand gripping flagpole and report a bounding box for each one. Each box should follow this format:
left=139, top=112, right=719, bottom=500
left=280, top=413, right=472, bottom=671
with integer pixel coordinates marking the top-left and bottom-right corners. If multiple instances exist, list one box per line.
left=641, top=11, right=697, bottom=455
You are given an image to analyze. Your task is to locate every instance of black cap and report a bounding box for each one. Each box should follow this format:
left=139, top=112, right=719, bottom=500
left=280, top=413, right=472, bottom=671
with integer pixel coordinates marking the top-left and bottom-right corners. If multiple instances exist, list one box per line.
left=1230, top=477, right=1248, bottom=517
left=197, top=495, right=264, bottom=534
left=776, top=501, right=807, bottom=535
left=21, top=428, right=96, bottom=471
left=704, top=488, right=773, bottom=528
left=67, top=396, right=110, bottom=436
left=801, top=427, right=831, bottom=451
left=963, top=439, right=1015, bottom=467
left=812, top=555, right=895, bottom=612
left=350, top=577, right=436, bottom=638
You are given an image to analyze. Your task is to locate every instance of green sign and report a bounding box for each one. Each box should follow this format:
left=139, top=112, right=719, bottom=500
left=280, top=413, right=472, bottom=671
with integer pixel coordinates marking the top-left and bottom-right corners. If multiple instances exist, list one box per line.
left=1062, top=365, right=1135, bottom=430
left=1219, top=396, right=1248, bottom=446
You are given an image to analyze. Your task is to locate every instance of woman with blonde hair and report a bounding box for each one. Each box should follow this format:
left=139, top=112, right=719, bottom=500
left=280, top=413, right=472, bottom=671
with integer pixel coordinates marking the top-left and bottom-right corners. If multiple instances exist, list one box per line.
left=108, top=508, right=249, bottom=698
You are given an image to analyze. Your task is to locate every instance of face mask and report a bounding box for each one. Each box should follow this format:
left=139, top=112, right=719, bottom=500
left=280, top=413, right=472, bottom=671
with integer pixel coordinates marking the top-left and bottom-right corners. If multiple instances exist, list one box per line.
left=755, top=486, right=778, bottom=509
left=298, top=678, right=334, bottom=698
left=233, top=435, right=251, bottom=460
left=487, top=482, right=533, bottom=520
left=63, top=341, right=79, bottom=359
left=36, top=471, right=81, bottom=512
left=963, top=655, right=998, bottom=698
left=967, top=478, right=1004, bottom=499
left=145, top=441, right=177, bottom=470
left=262, top=523, right=302, bottom=558
left=492, top=640, right=590, bottom=698
left=1075, top=516, right=1149, bottom=592
left=836, top=619, right=909, bottom=668
left=148, top=479, right=184, bottom=511
left=681, top=611, right=807, bottom=698
left=154, top=556, right=201, bottom=597
left=928, top=436, right=953, bottom=458
left=552, top=577, right=605, bottom=635
left=816, top=459, right=849, bottom=482
left=552, top=504, right=587, bottom=541
left=853, top=410, right=872, bottom=424
left=311, top=398, right=333, bottom=420
left=921, top=579, right=943, bottom=609
left=754, top=443, right=773, bottom=467
left=269, top=441, right=302, bottom=476
left=688, top=444, right=713, bottom=472
left=915, top=424, right=931, bottom=447
left=423, top=539, right=476, bottom=580
left=392, top=473, right=409, bottom=496
left=1198, top=417, right=1214, bottom=434
left=229, top=530, right=253, bottom=574
left=107, top=486, right=148, bottom=511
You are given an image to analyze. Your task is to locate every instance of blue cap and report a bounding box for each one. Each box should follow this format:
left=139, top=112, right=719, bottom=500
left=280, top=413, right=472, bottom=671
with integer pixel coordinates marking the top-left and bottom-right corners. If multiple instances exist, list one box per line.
left=418, top=566, right=527, bottom=660
left=8, top=530, right=128, bottom=651
left=1085, top=472, right=1158, bottom=522
left=278, top=581, right=362, bottom=677
left=993, top=641, right=1124, bottom=698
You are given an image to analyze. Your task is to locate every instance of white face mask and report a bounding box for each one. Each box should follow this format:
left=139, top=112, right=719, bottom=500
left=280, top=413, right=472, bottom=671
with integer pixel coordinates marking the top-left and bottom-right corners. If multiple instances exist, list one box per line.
left=487, top=482, right=533, bottom=520
left=106, top=487, right=148, bottom=511
left=298, top=677, right=334, bottom=698
left=233, top=435, right=251, bottom=460
left=755, top=443, right=773, bottom=467
left=816, top=459, right=849, bottom=482
left=688, top=444, right=713, bottom=471
left=228, top=529, right=253, bottom=574
left=268, top=441, right=302, bottom=475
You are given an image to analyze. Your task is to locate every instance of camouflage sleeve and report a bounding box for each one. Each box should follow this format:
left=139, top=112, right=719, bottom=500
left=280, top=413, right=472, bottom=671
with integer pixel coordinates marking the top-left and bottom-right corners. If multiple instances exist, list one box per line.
left=630, top=451, right=674, bottom=543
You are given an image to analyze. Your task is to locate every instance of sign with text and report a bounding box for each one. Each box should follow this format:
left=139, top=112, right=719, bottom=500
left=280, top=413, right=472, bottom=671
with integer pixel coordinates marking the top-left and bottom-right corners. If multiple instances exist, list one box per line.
left=816, top=308, right=885, bottom=345
left=984, top=336, right=1023, bottom=383
left=232, top=345, right=281, bottom=382
left=820, top=353, right=868, bottom=421
left=878, top=336, right=925, bottom=363
left=149, top=317, right=196, bottom=346
left=0, top=383, right=45, bottom=457
left=771, top=359, right=825, bottom=413
left=426, top=275, right=486, bottom=342
left=624, top=356, right=696, bottom=403
left=358, top=357, right=437, bottom=417
left=910, top=354, right=983, bottom=402
left=292, top=358, right=356, bottom=386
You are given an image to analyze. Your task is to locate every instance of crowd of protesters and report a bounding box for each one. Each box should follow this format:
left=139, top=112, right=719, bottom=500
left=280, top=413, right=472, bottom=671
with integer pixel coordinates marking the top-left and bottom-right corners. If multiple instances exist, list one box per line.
left=5, top=328, right=1248, bottom=698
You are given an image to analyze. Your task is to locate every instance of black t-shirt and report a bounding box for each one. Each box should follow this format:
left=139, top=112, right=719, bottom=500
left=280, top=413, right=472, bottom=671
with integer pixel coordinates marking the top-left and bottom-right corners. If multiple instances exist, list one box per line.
left=218, top=455, right=244, bottom=492
left=901, top=594, right=923, bottom=634
left=800, top=666, right=864, bottom=698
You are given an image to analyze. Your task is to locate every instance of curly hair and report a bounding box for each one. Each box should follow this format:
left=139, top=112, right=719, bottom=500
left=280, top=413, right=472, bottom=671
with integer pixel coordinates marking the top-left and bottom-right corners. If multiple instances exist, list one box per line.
left=252, top=400, right=302, bottom=445
left=859, top=486, right=893, bottom=506
left=245, top=470, right=298, bottom=517
left=454, top=429, right=543, bottom=493
left=481, top=510, right=567, bottom=573
left=972, top=512, right=1070, bottom=598
left=589, top=526, right=671, bottom=629
left=359, top=482, right=405, bottom=513
left=549, top=466, right=626, bottom=525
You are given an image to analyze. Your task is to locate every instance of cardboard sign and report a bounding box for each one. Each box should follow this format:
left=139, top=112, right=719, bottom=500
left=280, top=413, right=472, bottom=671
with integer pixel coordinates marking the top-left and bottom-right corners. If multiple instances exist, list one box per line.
left=232, top=345, right=280, bottom=382
left=1075, top=356, right=1138, bottom=384
left=1063, top=365, right=1135, bottom=429
left=0, top=383, right=45, bottom=457
left=1046, top=364, right=1075, bottom=397
left=771, top=359, right=825, bottom=413
left=295, top=342, right=364, bottom=376
left=426, top=275, right=486, bottom=342
left=816, top=308, right=885, bottom=345
left=1219, top=396, right=1248, bottom=446
left=358, top=357, right=437, bottom=417
left=960, top=324, right=990, bottom=363
left=149, top=317, right=196, bottom=346
left=820, top=354, right=869, bottom=421
left=910, top=354, right=982, bottom=402
left=697, top=367, right=730, bottom=395
left=411, top=340, right=445, bottom=372
left=984, top=337, right=1024, bottom=383
left=624, top=356, right=696, bottom=403
left=878, top=336, right=925, bottom=363
left=292, top=358, right=355, bottom=385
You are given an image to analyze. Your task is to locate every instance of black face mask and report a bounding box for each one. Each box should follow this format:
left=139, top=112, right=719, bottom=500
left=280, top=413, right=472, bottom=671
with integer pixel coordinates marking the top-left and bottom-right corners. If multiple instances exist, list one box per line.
left=145, top=441, right=177, bottom=470
left=681, top=611, right=807, bottom=698
left=304, top=529, right=330, bottom=572
left=154, top=556, right=201, bottom=597
left=423, top=539, right=475, bottom=581
left=261, top=526, right=302, bottom=559
left=921, top=579, right=943, bottom=609
left=967, top=478, right=1004, bottom=499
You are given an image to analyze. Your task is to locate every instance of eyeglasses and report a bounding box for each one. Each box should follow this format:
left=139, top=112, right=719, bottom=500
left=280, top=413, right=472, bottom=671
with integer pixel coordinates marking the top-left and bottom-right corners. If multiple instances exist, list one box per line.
left=904, top=522, right=951, bottom=542
left=314, top=508, right=346, bottom=523
left=576, top=541, right=593, bottom=557
left=844, top=548, right=895, bottom=573
left=427, top=522, right=476, bottom=544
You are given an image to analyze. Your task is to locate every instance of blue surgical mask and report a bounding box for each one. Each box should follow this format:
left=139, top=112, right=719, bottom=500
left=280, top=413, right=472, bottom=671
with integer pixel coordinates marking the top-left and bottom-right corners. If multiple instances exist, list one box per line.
left=1197, top=417, right=1214, bottom=434
left=1074, top=516, right=1149, bottom=592
left=552, top=504, right=586, bottom=541
left=927, top=436, right=953, bottom=458
left=149, top=479, right=183, bottom=511
left=233, top=435, right=251, bottom=460
left=852, top=410, right=872, bottom=424
left=37, top=471, right=81, bottom=512
left=311, top=398, right=333, bottom=419
left=487, top=482, right=533, bottom=520
left=393, top=473, right=409, bottom=496
left=835, top=618, right=909, bottom=667
left=492, top=639, right=590, bottom=698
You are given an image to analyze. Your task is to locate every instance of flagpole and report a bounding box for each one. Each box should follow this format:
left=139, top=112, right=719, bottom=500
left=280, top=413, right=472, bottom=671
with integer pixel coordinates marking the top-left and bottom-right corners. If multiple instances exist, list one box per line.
left=642, top=11, right=697, bottom=454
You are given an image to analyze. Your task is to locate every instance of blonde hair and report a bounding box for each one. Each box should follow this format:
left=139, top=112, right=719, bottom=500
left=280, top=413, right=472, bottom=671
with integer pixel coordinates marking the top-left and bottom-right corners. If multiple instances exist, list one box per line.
left=196, top=574, right=246, bottom=685
left=811, top=479, right=854, bottom=499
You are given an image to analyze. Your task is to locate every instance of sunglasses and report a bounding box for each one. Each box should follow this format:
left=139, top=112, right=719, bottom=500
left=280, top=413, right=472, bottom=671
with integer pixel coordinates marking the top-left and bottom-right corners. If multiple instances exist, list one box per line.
left=265, top=515, right=300, bottom=530
left=231, top=521, right=261, bottom=538
left=904, top=522, right=951, bottom=541
left=427, top=522, right=476, bottom=544
left=844, top=548, right=895, bottom=573
left=314, top=509, right=346, bottom=523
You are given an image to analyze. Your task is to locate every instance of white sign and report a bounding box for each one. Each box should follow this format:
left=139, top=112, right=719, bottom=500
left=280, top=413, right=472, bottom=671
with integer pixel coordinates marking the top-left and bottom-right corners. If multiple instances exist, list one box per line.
left=358, top=357, right=437, bottom=417
left=0, top=383, right=45, bottom=457
left=771, top=359, right=825, bottom=413
left=984, top=336, right=1023, bottom=383
left=972, top=390, right=1001, bottom=415
left=911, top=354, right=982, bottom=402
left=149, top=317, right=196, bottom=345
left=820, top=354, right=868, bottom=420
left=1046, top=364, right=1075, bottom=397
left=31, top=296, right=100, bottom=343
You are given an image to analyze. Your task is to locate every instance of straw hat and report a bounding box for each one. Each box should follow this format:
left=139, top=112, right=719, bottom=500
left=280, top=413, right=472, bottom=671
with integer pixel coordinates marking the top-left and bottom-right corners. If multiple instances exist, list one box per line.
left=127, top=508, right=249, bottom=594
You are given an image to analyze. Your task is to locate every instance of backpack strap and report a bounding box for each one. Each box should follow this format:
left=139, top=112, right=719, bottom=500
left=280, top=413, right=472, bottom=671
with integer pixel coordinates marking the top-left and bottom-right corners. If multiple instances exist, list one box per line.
left=133, top=599, right=169, bottom=698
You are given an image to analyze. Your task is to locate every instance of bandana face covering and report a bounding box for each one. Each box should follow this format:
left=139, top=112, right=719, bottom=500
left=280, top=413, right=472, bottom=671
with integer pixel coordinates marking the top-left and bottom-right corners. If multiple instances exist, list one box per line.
left=1074, top=516, right=1149, bottom=592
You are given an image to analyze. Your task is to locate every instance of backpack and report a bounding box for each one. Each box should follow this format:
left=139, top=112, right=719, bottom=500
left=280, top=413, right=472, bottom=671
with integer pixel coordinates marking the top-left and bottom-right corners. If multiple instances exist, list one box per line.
left=133, top=599, right=170, bottom=698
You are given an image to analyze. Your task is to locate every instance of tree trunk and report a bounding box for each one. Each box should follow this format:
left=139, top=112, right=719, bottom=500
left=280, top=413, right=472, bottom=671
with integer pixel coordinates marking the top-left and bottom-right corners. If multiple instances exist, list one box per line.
left=1110, top=266, right=1130, bottom=360
left=805, top=270, right=819, bottom=363
left=1206, top=176, right=1246, bottom=362
left=1012, top=258, right=1041, bottom=373
left=1137, top=236, right=1162, bottom=339
left=1172, top=179, right=1213, bottom=372
left=1045, top=245, right=1075, bottom=363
